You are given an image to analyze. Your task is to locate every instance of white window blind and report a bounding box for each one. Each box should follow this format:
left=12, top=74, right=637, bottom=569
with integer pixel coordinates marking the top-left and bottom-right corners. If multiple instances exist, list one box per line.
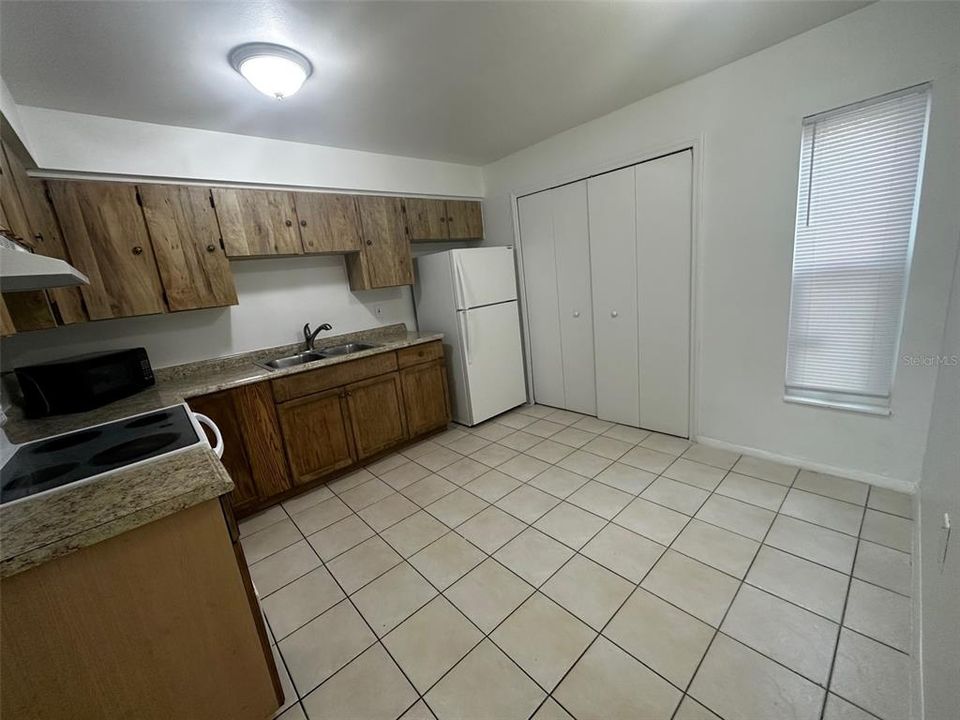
left=785, top=85, right=930, bottom=413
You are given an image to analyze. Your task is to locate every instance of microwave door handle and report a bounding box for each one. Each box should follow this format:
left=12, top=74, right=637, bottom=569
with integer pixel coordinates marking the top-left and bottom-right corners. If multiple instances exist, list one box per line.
left=193, top=413, right=224, bottom=459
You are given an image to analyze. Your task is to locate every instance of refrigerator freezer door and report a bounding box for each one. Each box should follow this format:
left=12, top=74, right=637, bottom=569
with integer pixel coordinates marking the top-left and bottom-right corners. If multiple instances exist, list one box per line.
left=456, top=301, right=527, bottom=424
left=452, top=247, right=518, bottom=310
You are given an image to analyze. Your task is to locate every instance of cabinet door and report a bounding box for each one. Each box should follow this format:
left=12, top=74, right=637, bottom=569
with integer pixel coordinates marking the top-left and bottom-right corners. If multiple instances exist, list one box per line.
left=518, top=189, right=565, bottom=408
left=345, top=373, right=408, bottom=459
left=187, top=391, right=260, bottom=509
left=445, top=200, right=484, bottom=240
left=346, top=196, right=414, bottom=289
left=139, top=185, right=238, bottom=311
left=47, top=180, right=167, bottom=320
left=190, top=384, right=292, bottom=512
left=401, top=360, right=450, bottom=436
left=277, top=389, right=356, bottom=485
left=294, top=192, right=363, bottom=253
left=0, top=145, right=57, bottom=331
left=211, top=188, right=302, bottom=257
left=403, top=198, right=448, bottom=241
left=554, top=181, right=596, bottom=416
left=0, top=296, right=16, bottom=337
left=2, top=146, right=87, bottom=324
left=589, top=167, right=640, bottom=427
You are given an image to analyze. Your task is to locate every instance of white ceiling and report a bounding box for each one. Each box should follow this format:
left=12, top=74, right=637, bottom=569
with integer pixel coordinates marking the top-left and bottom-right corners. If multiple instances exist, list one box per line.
left=0, top=1, right=868, bottom=165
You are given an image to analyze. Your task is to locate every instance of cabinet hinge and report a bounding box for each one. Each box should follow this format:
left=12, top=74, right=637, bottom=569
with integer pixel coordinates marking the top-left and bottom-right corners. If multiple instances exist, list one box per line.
left=135, top=190, right=143, bottom=207
left=219, top=237, right=225, bottom=251
left=209, top=193, right=216, bottom=209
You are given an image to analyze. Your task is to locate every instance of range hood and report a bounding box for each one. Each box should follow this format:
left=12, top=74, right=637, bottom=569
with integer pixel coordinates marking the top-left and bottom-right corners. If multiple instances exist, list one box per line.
left=0, top=234, right=88, bottom=292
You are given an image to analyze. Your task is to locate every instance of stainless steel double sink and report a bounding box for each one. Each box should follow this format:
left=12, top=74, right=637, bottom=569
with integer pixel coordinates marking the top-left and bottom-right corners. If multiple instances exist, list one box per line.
left=256, top=342, right=380, bottom=371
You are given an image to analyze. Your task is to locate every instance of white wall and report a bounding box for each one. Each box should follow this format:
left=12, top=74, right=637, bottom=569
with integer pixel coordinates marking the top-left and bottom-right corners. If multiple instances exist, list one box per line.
left=0, top=256, right=416, bottom=370
left=482, top=2, right=960, bottom=486
left=18, top=106, right=484, bottom=197
left=917, top=234, right=960, bottom=720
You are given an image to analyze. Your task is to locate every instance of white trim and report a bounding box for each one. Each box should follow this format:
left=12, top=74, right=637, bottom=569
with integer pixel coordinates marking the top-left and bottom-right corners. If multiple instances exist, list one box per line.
left=694, top=434, right=917, bottom=493
left=783, top=393, right=892, bottom=417
left=26, top=169, right=484, bottom=201
left=508, top=135, right=704, bottom=439
left=911, top=491, right=924, bottom=720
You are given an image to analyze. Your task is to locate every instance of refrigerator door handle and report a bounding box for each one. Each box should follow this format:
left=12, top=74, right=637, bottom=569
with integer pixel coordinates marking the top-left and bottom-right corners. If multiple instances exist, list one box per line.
left=462, top=312, right=472, bottom=365
left=454, top=257, right=467, bottom=309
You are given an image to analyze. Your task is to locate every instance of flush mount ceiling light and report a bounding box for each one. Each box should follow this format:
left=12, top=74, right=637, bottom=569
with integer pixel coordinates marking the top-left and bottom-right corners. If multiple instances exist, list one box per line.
left=229, top=42, right=312, bottom=99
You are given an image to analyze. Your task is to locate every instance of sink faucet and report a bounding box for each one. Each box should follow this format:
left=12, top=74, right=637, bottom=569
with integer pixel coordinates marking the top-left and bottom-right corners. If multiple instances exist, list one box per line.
left=304, top=322, right=333, bottom=351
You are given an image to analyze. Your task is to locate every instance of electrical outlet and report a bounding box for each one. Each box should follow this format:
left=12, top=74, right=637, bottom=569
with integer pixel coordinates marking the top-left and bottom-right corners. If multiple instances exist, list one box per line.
left=375, top=306, right=383, bottom=316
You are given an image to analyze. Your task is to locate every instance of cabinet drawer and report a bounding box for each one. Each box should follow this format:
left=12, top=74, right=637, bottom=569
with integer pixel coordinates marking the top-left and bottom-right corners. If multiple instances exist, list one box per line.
left=272, top=352, right=399, bottom=402
left=397, top=341, right=444, bottom=368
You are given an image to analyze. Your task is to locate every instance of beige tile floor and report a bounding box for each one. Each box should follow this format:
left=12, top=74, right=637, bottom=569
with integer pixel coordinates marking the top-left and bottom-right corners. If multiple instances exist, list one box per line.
left=239, top=404, right=915, bottom=720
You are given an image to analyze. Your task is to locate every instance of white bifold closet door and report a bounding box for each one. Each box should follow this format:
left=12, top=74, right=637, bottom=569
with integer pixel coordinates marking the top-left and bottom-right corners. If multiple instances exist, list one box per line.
left=636, top=150, right=692, bottom=437
left=590, top=151, right=692, bottom=435
left=518, top=180, right=596, bottom=414
left=589, top=166, right=641, bottom=426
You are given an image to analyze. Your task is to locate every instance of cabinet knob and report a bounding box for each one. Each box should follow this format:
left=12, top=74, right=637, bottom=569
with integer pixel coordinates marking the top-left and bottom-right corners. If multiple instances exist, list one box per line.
left=285, top=219, right=293, bottom=227
left=366, top=240, right=373, bottom=246
left=206, top=243, right=216, bottom=253
left=447, top=217, right=454, bottom=222
left=439, top=217, right=447, bottom=223
left=573, top=311, right=580, bottom=318
left=610, top=310, right=618, bottom=318
left=132, top=246, right=143, bottom=255
left=300, top=220, right=307, bottom=227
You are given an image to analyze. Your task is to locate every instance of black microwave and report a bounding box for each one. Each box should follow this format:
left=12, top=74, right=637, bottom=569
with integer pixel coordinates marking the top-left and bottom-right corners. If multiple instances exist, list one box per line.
left=15, top=348, right=155, bottom=418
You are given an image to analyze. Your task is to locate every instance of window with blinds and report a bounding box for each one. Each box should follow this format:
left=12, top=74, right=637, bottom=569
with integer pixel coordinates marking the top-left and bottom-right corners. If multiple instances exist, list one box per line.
left=785, top=85, right=930, bottom=414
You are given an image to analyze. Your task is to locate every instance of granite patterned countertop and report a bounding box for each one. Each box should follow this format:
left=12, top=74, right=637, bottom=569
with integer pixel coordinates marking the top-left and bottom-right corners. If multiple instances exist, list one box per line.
left=0, top=323, right=444, bottom=577
left=4, top=323, right=444, bottom=443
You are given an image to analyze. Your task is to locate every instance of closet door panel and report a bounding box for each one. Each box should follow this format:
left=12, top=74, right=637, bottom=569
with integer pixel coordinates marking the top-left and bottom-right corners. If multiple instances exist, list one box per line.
left=518, top=191, right=564, bottom=408
left=589, top=167, right=640, bottom=426
left=636, top=151, right=692, bottom=437
left=553, top=181, right=596, bottom=415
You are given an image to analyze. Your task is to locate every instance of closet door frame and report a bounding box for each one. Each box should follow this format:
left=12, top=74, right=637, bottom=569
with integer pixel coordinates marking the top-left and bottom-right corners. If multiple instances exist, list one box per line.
left=511, top=139, right=701, bottom=438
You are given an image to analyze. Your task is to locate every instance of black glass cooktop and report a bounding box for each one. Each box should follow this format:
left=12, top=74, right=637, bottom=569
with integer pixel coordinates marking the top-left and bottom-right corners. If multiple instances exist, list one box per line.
left=1, top=405, right=199, bottom=505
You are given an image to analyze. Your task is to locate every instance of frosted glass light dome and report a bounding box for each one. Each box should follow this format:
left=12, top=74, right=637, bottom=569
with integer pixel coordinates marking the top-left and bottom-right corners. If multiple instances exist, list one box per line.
left=229, top=43, right=312, bottom=99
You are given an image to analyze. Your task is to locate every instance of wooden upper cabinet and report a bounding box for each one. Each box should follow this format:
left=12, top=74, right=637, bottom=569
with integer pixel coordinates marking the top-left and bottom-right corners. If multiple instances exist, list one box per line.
left=345, top=196, right=414, bottom=290
left=139, top=185, right=238, bottom=311
left=46, top=181, right=167, bottom=320
left=344, top=372, right=408, bottom=460
left=0, top=145, right=58, bottom=331
left=0, top=296, right=17, bottom=337
left=403, top=198, right=448, bottom=241
left=211, top=188, right=302, bottom=257
left=294, top=192, right=363, bottom=253
left=445, top=200, right=484, bottom=240
left=276, top=388, right=356, bottom=484
left=401, top=198, right=484, bottom=242
left=2, top=145, right=87, bottom=325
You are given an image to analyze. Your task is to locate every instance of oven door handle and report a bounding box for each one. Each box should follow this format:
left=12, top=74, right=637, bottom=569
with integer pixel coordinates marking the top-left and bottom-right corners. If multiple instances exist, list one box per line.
left=193, top=413, right=224, bottom=459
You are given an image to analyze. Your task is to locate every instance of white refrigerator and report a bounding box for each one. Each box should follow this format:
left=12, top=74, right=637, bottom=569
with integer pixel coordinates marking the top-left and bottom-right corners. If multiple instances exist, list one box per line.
left=414, top=247, right=528, bottom=426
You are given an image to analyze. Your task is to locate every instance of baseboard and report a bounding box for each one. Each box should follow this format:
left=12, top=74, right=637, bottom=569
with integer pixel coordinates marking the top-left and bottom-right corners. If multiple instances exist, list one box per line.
left=693, top=435, right=918, bottom=493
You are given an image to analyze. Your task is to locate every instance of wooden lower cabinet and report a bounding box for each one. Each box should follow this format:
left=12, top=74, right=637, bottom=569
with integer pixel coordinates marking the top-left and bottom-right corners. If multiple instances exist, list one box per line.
left=401, top=360, right=451, bottom=436
left=0, top=499, right=281, bottom=720
left=188, top=383, right=291, bottom=514
left=277, top=388, right=356, bottom=484
left=192, top=343, right=448, bottom=517
left=345, top=372, right=408, bottom=460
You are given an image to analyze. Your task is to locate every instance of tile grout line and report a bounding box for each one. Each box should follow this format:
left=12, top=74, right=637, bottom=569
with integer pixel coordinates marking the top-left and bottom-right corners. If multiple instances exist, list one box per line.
left=666, top=465, right=799, bottom=720
left=241, top=416, right=915, bottom=720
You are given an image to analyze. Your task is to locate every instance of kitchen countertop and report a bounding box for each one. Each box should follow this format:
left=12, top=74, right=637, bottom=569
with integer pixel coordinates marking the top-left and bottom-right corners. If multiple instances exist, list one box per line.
left=4, top=323, right=444, bottom=443
left=0, top=323, right=444, bottom=577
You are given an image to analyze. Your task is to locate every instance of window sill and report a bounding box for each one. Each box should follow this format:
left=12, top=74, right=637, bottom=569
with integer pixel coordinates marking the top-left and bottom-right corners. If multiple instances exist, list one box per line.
left=783, top=394, right=891, bottom=417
